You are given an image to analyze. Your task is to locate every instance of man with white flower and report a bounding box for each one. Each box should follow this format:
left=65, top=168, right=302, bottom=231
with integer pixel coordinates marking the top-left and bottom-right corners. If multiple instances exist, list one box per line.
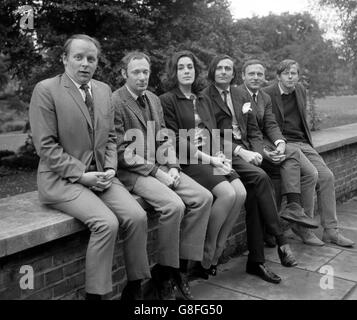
left=203, top=55, right=298, bottom=285
left=238, top=59, right=321, bottom=246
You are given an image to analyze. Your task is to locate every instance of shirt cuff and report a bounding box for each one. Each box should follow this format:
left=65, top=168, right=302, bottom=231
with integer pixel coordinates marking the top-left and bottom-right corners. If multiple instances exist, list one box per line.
left=274, top=139, right=285, bottom=146
left=233, top=146, right=243, bottom=157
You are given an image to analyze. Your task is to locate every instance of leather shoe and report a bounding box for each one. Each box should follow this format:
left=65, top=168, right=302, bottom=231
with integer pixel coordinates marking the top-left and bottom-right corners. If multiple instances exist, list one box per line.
left=278, top=244, right=298, bottom=267
left=323, top=228, right=355, bottom=247
left=120, top=283, right=143, bottom=301
left=280, top=202, right=319, bottom=229
left=151, top=265, right=176, bottom=300
left=246, top=262, right=281, bottom=284
left=191, top=262, right=209, bottom=280
left=208, top=264, right=217, bottom=276
left=173, top=272, right=194, bottom=300
left=292, top=225, right=324, bottom=246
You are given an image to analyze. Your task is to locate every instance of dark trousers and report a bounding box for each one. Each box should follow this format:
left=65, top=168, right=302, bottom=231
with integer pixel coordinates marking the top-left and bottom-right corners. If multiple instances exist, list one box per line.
left=232, top=157, right=286, bottom=263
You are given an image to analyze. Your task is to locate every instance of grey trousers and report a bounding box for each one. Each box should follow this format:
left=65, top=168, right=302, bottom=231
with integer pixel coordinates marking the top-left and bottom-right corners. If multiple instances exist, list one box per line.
left=288, top=142, right=338, bottom=229
left=50, top=178, right=151, bottom=295
left=132, top=166, right=213, bottom=268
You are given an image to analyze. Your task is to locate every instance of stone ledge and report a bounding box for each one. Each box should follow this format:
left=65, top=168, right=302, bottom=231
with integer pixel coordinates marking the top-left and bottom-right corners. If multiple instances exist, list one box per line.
left=1, top=123, right=357, bottom=259
left=0, top=191, right=150, bottom=258
left=312, top=123, right=357, bottom=153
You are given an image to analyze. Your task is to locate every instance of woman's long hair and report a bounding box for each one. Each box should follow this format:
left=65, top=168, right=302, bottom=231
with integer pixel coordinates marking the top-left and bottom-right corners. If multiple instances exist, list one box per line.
left=162, top=50, right=206, bottom=94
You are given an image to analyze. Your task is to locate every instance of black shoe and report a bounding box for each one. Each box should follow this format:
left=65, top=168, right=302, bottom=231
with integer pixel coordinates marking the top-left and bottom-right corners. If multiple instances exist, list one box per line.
left=85, top=293, right=102, bottom=300
left=280, top=202, right=319, bottom=229
left=191, top=262, right=209, bottom=280
left=278, top=245, right=298, bottom=267
left=264, top=233, right=277, bottom=248
left=120, top=283, right=143, bottom=301
left=173, top=272, right=194, bottom=300
left=246, top=262, right=281, bottom=284
left=208, top=264, right=217, bottom=276
left=151, top=265, right=176, bottom=300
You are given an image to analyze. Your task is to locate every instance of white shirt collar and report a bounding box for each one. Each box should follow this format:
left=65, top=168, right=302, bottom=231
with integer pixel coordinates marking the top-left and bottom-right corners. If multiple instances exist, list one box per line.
left=244, top=85, right=258, bottom=98
left=215, top=85, right=230, bottom=96
left=278, top=81, right=295, bottom=95
left=66, top=73, right=92, bottom=92
left=126, top=85, right=146, bottom=101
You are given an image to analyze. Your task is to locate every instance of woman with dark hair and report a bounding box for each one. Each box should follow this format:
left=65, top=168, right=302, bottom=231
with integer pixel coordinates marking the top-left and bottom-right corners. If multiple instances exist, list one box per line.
left=160, top=50, right=247, bottom=278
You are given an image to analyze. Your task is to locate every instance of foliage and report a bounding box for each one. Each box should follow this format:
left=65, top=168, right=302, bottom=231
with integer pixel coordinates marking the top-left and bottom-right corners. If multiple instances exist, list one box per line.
left=0, top=0, right=345, bottom=133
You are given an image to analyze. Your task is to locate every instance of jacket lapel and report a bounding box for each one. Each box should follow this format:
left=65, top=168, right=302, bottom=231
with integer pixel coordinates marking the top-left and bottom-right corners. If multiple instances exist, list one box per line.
left=273, top=83, right=285, bottom=121
left=122, top=86, right=147, bottom=128
left=209, top=85, right=232, bottom=117
left=62, top=73, right=93, bottom=129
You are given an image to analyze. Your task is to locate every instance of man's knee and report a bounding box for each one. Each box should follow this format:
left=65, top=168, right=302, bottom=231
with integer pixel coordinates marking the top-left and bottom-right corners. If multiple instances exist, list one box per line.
left=319, top=167, right=335, bottom=185
left=127, top=206, right=148, bottom=228
left=87, top=215, right=119, bottom=237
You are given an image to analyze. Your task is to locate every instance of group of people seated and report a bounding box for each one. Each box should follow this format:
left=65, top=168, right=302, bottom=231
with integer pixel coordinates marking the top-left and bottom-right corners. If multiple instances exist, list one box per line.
left=29, top=34, right=355, bottom=301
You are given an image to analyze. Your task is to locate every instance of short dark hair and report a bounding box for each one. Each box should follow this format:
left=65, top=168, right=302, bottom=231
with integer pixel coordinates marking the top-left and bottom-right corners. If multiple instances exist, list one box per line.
left=162, top=50, right=206, bottom=93
left=120, top=51, right=151, bottom=74
left=207, top=55, right=239, bottom=84
left=241, top=59, right=266, bottom=74
left=63, top=34, right=101, bottom=57
left=277, top=59, right=300, bottom=75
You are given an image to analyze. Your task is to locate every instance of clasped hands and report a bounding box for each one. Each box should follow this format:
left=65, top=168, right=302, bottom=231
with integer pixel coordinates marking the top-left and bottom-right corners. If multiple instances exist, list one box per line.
left=79, top=169, right=116, bottom=192
left=155, top=168, right=181, bottom=190
left=211, top=152, right=232, bottom=175
left=263, top=142, right=286, bottom=164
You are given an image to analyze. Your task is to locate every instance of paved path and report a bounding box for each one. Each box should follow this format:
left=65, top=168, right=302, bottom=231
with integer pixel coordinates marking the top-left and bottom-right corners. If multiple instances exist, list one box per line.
left=191, top=197, right=357, bottom=300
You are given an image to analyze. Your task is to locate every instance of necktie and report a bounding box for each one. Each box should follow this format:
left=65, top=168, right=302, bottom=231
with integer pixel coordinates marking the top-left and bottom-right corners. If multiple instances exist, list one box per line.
left=137, top=95, right=146, bottom=109
left=222, top=90, right=228, bottom=105
left=252, top=93, right=257, bottom=103
left=80, top=84, right=95, bottom=126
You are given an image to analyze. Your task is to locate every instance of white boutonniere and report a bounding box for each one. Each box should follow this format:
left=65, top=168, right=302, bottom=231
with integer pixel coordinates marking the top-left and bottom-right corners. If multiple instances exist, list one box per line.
left=242, top=102, right=252, bottom=114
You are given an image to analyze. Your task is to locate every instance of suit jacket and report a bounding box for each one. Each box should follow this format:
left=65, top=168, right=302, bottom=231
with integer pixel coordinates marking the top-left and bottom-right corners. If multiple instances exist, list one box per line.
left=202, top=84, right=264, bottom=156
left=263, top=82, right=313, bottom=146
left=160, top=87, right=223, bottom=162
left=113, top=85, right=179, bottom=190
left=237, top=84, right=283, bottom=148
left=29, top=73, right=116, bottom=204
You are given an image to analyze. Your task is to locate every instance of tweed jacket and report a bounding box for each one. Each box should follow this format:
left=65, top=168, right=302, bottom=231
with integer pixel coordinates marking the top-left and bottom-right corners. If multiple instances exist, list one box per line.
left=112, top=85, right=179, bottom=190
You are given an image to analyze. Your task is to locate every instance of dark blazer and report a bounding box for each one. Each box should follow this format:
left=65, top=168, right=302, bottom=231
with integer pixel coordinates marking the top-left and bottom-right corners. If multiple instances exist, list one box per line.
left=160, top=87, right=222, bottom=161
left=237, top=84, right=284, bottom=147
left=29, top=73, right=116, bottom=204
left=263, top=82, right=313, bottom=146
left=112, top=85, right=179, bottom=190
left=203, top=84, right=264, bottom=155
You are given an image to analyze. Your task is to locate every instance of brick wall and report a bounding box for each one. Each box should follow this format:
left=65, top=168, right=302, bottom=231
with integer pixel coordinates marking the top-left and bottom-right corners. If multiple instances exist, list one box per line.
left=0, top=141, right=356, bottom=300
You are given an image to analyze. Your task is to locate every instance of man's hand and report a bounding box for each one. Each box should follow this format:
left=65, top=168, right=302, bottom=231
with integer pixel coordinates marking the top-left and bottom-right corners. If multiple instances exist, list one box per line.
left=168, top=168, right=181, bottom=188
left=96, top=169, right=116, bottom=190
left=238, top=149, right=263, bottom=166
left=78, top=169, right=115, bottom=192
left=263, top=148, right=285, bottom=164
left=211, top=156, right=232, bottom=175
left=276, top=141, right=286, bottom=155
left=155, top=169, right=176, bottom=189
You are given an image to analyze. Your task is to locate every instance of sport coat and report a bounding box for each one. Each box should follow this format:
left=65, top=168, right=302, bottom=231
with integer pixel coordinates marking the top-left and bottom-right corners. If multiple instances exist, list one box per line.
left=29, top=73, right=116, bottom=204
left=237, top=84, right=283, bottom=147
left=203, top=84, right=264, bottom=156
left=263, top=82, right=313, bottom=146
left=113, top=85, right=179, bottom=190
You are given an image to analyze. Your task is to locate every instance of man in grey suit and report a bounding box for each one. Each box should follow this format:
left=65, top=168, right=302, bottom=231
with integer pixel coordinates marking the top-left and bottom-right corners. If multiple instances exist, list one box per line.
left=112, top=51, right=212, bottom=300
left=29, top=35, right=151, bottom=300
left=264, top=59, right=354, bottom=247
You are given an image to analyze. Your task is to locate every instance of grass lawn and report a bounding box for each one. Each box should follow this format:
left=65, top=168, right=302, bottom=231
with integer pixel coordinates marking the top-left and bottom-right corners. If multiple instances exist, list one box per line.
left=315, top=95, right=357, bottom=130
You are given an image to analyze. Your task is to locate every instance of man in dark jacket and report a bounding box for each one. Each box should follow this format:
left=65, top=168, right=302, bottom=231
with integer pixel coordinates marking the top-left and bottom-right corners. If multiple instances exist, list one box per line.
left=239, top=59, right=322, bottom=246
left=264, top=59, right=354, bottom=248
left=203, top=55, right=298, bottom=285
